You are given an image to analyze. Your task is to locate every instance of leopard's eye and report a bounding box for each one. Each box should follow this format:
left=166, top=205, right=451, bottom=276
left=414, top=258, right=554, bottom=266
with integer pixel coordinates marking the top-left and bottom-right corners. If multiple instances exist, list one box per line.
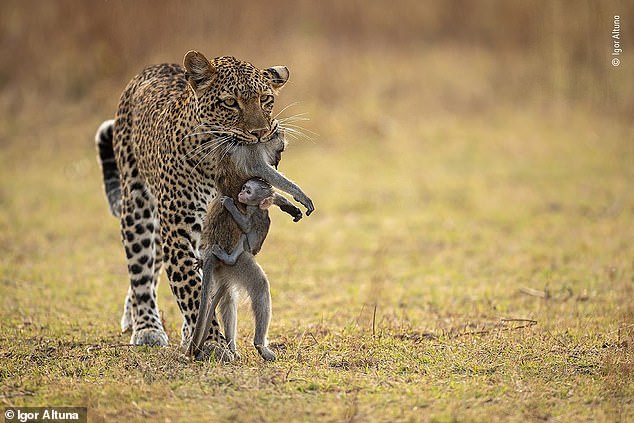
left=222, top=97, right=238, bottom=109
left=261, top=95, right=274, bottom=107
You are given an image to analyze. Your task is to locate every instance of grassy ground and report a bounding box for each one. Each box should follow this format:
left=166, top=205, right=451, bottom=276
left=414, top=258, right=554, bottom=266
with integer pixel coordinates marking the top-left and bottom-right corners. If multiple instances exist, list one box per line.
left=0, top=2, right=633, bottom=421
left=1, top=98, right=632, bottom=421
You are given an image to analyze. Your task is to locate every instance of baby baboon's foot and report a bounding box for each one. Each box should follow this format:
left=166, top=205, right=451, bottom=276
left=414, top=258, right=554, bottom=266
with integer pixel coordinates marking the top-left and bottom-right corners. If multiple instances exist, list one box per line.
left=211, top=244, right=237, bottom=265
left=255, top=344, right=276, bottom=361
left=195, top=340, right=236, bottom=363
left=210, top=244, right=225, bottom=257
left=130, top=328, right=169, bottom=346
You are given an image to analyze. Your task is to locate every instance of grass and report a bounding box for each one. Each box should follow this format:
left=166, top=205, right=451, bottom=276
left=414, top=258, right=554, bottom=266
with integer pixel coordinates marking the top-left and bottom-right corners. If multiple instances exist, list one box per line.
left=0, top=2, right=633, bottom=421
left=0, top=101, right=631, bottom=421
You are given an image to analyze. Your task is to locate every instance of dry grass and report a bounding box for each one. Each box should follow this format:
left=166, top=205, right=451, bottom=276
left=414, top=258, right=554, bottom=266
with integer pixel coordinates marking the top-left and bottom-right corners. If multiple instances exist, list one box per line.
left=1, top=1, right=633, bottom=422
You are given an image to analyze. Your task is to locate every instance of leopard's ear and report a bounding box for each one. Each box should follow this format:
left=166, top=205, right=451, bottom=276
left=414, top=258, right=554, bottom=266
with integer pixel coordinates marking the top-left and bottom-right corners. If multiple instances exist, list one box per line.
left=184, top=51, right=216, bottom=92
left=263, top=66, right=289, bottom=92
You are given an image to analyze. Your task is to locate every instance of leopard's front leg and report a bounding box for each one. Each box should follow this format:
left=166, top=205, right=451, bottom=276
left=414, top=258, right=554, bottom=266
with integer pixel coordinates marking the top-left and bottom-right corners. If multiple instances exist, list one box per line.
left=159, top=197, right=234, bottom=362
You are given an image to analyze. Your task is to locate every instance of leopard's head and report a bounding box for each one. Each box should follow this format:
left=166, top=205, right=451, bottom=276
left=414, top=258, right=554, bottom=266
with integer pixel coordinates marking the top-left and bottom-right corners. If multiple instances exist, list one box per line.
left=184, top=51, right=289, bottom=145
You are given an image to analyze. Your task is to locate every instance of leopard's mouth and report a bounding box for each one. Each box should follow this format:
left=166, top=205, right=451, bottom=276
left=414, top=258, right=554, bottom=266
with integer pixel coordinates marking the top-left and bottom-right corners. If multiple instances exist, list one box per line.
left=232, top=122, right=283, bottom=146
left=257, top=122, right=283, bottom=144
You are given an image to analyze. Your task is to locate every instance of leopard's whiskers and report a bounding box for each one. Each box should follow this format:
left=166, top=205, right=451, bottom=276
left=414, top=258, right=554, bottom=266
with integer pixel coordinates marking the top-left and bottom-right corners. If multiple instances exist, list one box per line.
left=278, top=122, right=317, bottom=143
left=184, top=135, right=233, bottom=160
left=217, top=141, right=237, bottom=165
left=274, top=102, right=301, bottom=119
left=192, top=138, right=234, bottom=171
left=277, top=113, right=309, bottom=124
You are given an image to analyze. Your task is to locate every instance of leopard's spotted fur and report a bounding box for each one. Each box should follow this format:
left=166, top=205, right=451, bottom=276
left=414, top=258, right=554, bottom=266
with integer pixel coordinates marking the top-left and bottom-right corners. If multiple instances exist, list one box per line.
left=95, top=52, right=291, bottom=360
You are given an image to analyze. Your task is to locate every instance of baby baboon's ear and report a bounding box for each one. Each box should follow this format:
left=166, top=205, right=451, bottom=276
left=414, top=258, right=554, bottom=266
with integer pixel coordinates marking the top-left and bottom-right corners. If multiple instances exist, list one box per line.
left=184, top=51, right=216, bottom=92
left=263, top=66, right=289, bottom=92
left=259, top=196, right=275, bottom=210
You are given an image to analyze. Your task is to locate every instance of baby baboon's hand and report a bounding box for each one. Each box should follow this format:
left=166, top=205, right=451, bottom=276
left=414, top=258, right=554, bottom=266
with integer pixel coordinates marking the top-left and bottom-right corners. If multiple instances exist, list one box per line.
left=279, top=203, right=303, bottom=222
left=294, top=193, right=314, bottom=216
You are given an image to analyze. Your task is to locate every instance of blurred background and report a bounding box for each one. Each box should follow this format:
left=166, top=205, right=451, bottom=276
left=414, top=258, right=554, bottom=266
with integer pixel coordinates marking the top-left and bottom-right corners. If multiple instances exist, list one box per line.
left=0, top=0, right=632, bottom=133
left=0, top=0, right=632, bottom=326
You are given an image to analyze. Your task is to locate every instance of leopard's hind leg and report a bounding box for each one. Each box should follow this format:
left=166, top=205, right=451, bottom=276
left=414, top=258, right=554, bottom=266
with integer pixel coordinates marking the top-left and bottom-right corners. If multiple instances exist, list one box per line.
left=120, top=231, right=163, bottom=334
left=120, top=181, right=168, bottom=346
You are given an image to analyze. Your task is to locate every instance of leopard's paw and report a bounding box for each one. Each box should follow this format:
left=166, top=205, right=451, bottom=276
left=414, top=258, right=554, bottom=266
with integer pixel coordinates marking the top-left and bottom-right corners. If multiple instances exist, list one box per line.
left=130, top=328, right=169, bottom=346
left=194, top=340, right=236, bottom=363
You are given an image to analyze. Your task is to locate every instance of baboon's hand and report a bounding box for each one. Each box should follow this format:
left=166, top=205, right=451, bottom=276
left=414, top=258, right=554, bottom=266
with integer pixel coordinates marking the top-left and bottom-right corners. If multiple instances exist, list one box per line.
left=279, top=203, right=303, bottom=222
left=220, top=196, right=233, bottom=206
left=294, top=193, right=314, bottom=216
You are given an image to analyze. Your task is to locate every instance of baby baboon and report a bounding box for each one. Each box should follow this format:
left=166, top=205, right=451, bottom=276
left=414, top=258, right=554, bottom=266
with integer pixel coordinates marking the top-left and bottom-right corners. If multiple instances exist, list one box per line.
left=189, top=179, right=299, bottom=361
left=213, top=178, right=294, bottom=361
left=210, top=178, right=280, bottom=265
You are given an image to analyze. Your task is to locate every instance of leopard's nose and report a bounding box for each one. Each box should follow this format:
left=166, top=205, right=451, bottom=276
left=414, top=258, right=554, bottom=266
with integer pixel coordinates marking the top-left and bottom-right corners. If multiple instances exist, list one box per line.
left=250, top=127, right=269, bottom=140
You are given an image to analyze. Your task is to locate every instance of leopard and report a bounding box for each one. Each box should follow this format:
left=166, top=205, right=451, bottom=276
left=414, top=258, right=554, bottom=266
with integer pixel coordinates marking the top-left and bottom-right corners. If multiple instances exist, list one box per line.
left=95, top=51, right=314, bottom=361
